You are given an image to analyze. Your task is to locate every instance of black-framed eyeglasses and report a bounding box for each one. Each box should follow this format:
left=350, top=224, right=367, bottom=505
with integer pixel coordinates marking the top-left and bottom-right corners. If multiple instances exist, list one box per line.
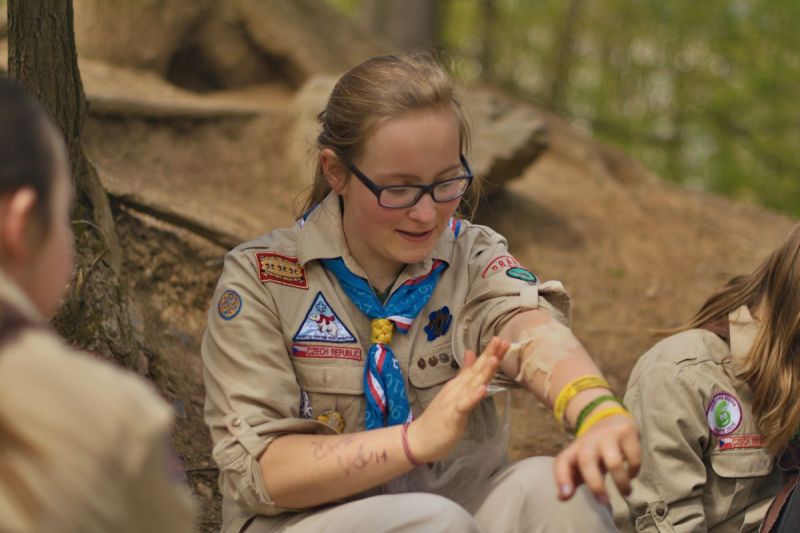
left=345, top=155, right=473, bottom=209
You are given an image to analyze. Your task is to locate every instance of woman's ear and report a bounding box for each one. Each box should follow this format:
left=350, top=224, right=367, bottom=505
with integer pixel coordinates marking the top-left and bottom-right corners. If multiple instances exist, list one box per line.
left=0, top=187, right=39, bottom=263
left=320, top=148, right=349, bottom=194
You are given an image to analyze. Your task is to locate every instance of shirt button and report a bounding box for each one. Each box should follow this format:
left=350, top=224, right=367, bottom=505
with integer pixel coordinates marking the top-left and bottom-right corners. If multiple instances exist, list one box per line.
left=231, top=417, right=241, bottom=428
left=428, top=355, right=439, bottom=367
left=417, top=358, right=427, bottom=370
left=654, top=503, right=667, bottom=518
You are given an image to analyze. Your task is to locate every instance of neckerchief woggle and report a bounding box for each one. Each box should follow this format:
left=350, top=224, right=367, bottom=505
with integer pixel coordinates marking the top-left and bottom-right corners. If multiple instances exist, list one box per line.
left=321, top=257, right=448, bottom=430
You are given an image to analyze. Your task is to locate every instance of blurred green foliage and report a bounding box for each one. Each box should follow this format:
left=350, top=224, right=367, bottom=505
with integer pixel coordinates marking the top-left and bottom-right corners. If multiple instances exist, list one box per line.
left=329, top=0, right=800, bottom=217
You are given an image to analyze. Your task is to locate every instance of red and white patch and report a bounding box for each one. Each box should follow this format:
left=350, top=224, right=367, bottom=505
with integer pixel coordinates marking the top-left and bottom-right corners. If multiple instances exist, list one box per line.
left=291, top=343, right=362, bottom=361
left=481, top=255, right=521, bottom=278
left=256, top=252, right=308, bottom=289
left=718, top=434, right=767, bottom=451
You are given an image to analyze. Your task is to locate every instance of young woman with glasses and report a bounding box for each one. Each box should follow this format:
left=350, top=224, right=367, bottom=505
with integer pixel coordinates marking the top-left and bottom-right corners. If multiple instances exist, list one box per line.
left=203, top=53, right=640, bottom=532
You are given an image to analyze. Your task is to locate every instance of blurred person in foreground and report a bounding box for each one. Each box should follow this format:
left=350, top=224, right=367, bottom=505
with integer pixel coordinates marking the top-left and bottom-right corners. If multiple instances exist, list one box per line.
left=611, top=223, right=800, bottom=532
left=0, top=77, right=196, bottom=532
left=203, top=52, right=640, bottom=533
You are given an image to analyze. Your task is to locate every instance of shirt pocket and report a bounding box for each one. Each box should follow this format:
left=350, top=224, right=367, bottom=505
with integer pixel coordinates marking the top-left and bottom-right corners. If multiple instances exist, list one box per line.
left=709, top=448, right=774, bottom=478
left=294, top=360, right=365, bottom=433
left=407, top=339, right=459, bottom=412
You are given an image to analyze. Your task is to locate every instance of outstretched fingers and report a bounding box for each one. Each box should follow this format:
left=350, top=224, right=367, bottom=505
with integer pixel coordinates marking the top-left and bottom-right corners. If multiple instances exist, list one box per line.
left=554, top=443, right=581, bottom=500
left=620, top=426, right=642, bottom=479
left=454, top=338, right=510, bottom=412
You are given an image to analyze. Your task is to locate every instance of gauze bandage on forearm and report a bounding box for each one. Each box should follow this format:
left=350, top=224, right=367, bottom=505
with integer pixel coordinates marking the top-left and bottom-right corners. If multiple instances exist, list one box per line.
left=508, top=320, right=583, bottom=396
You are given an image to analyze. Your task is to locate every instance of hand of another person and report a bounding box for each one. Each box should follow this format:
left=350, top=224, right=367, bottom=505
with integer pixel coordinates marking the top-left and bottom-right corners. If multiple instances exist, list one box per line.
left=553, top=413, right=641, bottom=504
left=406, top=337, right=510, bottom=463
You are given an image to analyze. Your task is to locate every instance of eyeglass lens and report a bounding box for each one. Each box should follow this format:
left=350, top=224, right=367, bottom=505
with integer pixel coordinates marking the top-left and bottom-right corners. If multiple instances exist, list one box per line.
left=380, top=178, right=470, bottom=208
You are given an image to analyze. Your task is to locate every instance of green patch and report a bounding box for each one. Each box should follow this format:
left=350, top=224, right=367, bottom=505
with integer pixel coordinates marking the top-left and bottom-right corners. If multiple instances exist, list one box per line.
left=506, top=267, right=538, bottom=284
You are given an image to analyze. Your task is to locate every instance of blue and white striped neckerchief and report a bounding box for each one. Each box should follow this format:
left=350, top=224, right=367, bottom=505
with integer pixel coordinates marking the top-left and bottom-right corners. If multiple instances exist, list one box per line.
left=321, top=257, right=448, bottom=430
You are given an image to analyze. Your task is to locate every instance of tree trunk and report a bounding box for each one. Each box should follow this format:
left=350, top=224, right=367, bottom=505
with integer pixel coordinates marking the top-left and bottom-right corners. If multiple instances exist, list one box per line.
left=363, top=0, right=442, bottom=52
left=547, top=0, right=585, bottom=110
left=8, top=0, right=140, bottom=369
left=478, top=0, right=498, bottom=82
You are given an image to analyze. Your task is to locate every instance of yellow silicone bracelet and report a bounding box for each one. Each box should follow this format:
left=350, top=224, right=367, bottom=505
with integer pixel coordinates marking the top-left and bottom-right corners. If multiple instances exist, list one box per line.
left=553, top=376, right=611, bottom=427
left=575, top=406, right=631, bottom=437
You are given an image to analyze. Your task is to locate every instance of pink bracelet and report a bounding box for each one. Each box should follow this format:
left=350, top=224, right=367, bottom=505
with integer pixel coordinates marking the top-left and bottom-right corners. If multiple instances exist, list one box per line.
left=402, top=422, right=424, bottom=466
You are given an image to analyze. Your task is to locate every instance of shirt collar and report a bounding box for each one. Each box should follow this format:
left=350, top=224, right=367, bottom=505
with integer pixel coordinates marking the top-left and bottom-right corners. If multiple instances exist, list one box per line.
left=728, top=304, right=759, bottom=361
left=0, top=268, right=45, bottom=323
left=296, top=191, right=457, bottom=277
left=296, top=192, right=346, bottom=266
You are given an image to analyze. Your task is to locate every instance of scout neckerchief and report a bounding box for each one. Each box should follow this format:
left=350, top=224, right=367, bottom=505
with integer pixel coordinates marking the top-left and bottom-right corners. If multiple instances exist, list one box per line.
left=321, top=257, right=448, bottom=430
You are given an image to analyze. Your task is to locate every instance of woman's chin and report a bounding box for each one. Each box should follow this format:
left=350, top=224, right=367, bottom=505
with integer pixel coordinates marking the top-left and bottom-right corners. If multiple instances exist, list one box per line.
left=391, top=246, right=435, bottom=266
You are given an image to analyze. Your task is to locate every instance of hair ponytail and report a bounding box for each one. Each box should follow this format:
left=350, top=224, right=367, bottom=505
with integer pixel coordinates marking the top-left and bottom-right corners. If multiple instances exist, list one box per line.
left=672, top=224, right=800, bottom=454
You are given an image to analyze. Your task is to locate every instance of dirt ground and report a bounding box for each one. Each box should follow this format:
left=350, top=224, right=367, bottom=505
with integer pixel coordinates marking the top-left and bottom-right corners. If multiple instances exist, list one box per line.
left=88, top=88, right=795, bottom=530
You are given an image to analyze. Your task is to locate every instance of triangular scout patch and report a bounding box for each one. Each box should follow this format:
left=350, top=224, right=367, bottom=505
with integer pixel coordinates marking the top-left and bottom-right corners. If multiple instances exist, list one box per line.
left=293, top=291, right=357, bottom=344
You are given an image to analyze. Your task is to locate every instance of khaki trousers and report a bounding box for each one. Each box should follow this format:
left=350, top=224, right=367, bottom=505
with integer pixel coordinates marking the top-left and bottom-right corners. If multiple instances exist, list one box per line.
left=246, top=457, right=616, bottom=532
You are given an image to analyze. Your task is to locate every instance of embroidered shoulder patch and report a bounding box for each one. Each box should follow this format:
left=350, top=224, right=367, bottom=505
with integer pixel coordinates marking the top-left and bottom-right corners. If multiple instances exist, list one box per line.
left=217, top=290, right=242, bottom=320
left=506, top=267, right=538, bottom=284
left=256, top=252, right=308, bottom=289
left=481, top=255, right=521, bottom=277
left=706, top=392, right=742, bottom=436
left=293, top=292, right=357, bottom=343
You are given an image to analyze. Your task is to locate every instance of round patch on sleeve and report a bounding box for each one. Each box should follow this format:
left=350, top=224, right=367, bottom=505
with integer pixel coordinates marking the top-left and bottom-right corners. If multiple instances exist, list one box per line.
left=506, top=267, right=538, bottom=284
left=706, top=392, right=742, bottom=436
left=217, top=290, right=243, bottom=321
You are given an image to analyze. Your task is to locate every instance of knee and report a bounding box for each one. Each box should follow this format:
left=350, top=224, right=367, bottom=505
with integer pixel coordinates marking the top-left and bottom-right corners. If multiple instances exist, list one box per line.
left=405, top=493, right=481, bottom=533
left=504, top=456, right=561, bottom=501
left=501, top=457, right=615, bottom=531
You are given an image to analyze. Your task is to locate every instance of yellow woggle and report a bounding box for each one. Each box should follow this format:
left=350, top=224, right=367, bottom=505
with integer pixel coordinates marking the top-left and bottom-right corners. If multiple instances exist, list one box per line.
left=371, top=318, right=394, bottom=344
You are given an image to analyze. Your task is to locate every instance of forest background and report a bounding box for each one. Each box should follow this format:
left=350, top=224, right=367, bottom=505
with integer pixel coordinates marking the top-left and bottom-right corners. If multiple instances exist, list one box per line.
left=334, top=0, right=800, bottom=217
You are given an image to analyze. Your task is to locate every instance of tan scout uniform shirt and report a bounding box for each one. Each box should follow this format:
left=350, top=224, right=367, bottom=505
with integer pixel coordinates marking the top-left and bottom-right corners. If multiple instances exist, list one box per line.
left=0, top=272, right=196, bottom=533
left=612, top=306, right=782, bottom=532
left=203, top=192, right=570, bottom=533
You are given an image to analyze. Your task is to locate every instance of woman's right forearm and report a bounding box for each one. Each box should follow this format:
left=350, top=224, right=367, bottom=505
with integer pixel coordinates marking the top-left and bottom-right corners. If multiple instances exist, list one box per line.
left=260, top=338, right=508, bottom=509
left=259, top=425, right=416, bottom=509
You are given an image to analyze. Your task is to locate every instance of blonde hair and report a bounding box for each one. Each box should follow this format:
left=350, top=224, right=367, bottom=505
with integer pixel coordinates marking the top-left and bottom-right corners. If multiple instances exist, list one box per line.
left=297, top=52, right=480, bottom=217
left=675, top=223, right=800, bottom=454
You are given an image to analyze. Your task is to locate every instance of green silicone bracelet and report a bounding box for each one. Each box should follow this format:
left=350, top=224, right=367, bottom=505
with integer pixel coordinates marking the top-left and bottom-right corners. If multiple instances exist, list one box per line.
left=575, top=395, right=621, bottom=433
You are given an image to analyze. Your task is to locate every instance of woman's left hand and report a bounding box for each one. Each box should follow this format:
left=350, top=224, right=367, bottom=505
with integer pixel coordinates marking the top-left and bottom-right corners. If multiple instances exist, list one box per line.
left=553, top=413, right=641, bottom=504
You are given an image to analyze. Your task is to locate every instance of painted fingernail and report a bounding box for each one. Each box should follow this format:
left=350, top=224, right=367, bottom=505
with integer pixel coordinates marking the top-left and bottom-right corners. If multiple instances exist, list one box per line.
left=559, top=484, right=571, bottom=497
left=597, top=494, right=610, bottom=508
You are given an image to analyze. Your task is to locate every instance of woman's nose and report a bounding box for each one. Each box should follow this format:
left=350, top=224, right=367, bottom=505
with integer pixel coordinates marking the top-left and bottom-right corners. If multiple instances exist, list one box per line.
left=409, top=192, right=437, bottom=223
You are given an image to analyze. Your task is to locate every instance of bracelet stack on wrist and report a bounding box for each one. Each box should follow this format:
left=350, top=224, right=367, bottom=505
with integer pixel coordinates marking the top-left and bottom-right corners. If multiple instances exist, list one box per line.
left=576, top=405, right=630, bottom=437
left=553, top=375, right=611, bottom=427
left=575, top=394, right=619, bottom=430
left=401, top=422, right=424, bottom=467
left=552, top=375, right=631, bottom=435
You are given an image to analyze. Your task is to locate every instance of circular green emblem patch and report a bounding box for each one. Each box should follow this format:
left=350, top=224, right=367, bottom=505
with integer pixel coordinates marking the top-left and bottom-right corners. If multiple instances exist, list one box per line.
left=706, top=392, right=742, bottom=436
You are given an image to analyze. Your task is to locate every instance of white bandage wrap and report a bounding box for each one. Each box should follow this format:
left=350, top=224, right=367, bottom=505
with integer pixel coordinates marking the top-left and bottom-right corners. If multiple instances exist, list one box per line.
left=508, top=320, right=582, bottom=396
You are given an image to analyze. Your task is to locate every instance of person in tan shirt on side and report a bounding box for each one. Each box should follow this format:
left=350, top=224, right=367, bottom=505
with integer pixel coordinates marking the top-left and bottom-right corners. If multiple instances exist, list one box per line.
left=611, top=224, right=800, bottom=532
left=203, top=52, right=641, bottom=533
left=0, top=78, right=196, bottom=532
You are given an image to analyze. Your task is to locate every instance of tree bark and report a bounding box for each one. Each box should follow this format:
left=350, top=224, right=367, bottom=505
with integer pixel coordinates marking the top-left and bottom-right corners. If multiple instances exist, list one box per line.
left=363, top=0, right=442, bottom=52
left=547, top=0, right=585, bottom=110
left=479, top=0, right=498, bottom=82
left=8, top=0, right=140, bottom=368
